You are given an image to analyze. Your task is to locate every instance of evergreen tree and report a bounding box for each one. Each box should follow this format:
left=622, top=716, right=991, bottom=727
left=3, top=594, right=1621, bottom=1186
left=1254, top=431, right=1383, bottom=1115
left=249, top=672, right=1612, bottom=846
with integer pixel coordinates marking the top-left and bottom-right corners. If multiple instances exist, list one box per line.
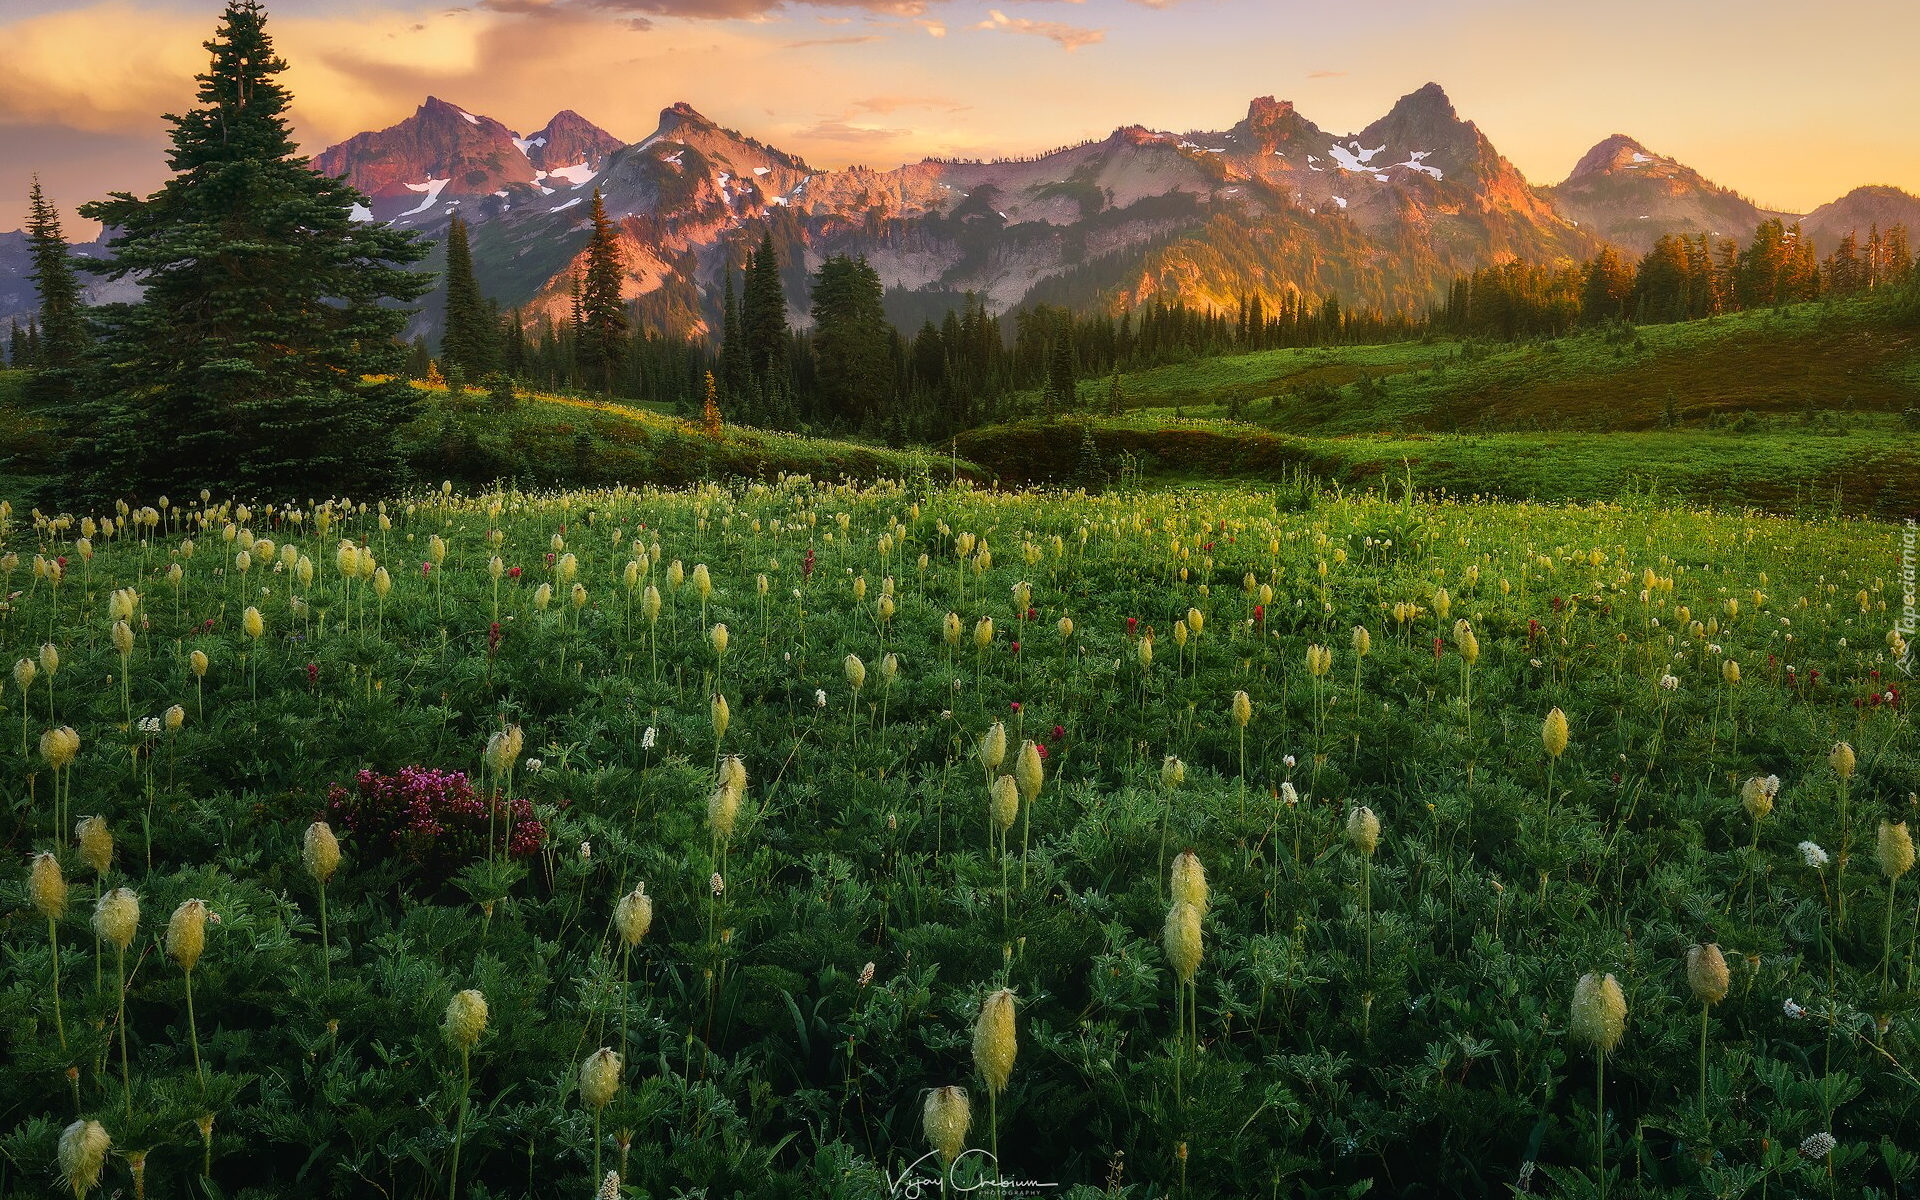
left=24, top=178, right=87, bottom=371
left=808, top=254, right=889, bottom=424
left=441, top=212, right=499, bottom=376
left=742, top=230, right=788, bottom=381
left=65, top=0, right=430, bottom=502
left=576, top=189, right=628, bottom=394
left=1046, top=334, right=1076, bottom=416
left=6, top=320, right=25, bottom=370
left=701, top=370, right=724, bottom=440
left=719, top=269, right=747, bottom=403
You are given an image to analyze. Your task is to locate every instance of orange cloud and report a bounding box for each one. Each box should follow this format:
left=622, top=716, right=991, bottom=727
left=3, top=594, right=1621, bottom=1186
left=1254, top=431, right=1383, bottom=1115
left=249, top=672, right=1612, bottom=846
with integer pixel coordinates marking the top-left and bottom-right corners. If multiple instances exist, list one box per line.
left=972, top=9, right=1103, bottom=50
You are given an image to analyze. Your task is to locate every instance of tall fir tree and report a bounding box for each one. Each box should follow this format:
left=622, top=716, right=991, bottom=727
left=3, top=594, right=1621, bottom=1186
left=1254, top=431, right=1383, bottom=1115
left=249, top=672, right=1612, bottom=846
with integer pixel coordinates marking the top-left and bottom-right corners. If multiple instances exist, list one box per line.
left=719, top=269, right=748, bottom=404
left=64, top=0, right=429, bottom=502
left=440, top=212, right=499, bottom=377
left=576, top=188, right=628, bottom=394
left=24, top=178, right=87, bottom=371
left=808, top=254, right=890, bottom=425
left=742, top=230, right=789, bottom=381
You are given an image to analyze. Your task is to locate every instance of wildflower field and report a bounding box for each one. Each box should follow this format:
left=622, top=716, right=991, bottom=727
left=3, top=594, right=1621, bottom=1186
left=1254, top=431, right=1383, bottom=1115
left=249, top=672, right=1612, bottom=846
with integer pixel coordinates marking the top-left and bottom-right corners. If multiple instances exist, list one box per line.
left=2, top=478, right=1917, bottom=1199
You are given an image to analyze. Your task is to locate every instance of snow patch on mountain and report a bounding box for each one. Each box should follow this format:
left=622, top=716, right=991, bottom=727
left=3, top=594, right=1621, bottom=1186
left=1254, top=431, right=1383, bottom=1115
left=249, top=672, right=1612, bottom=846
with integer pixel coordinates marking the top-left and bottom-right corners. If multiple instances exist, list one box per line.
left=547, top=162, right=596, bottom=188
left=349, top=203, right=375, bottom=223
left=513, top=136, right=546, bottom=155
left=399, top=178, right=448, bottom=217
left=1327, top=142, right=1386, bottom=172
left=550, top=197, right=582, bottom=212
left=457, top=109, right=480, bottom=125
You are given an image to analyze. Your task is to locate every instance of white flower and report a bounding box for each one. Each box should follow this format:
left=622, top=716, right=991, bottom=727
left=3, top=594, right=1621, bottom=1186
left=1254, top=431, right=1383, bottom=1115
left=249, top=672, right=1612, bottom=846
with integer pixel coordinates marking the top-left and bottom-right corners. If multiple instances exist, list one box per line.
left=1761, top=775, right=1781, bottom=798
left=525, top=757, right=544, bottom=773
left=1658, top=673, right=1679, bottom=691
left=815, top=688, right=828, bottom=708
left=641, top=726, right=657, bottom=750
left=1280, top=782, right=1298, bottom=807
left=1799, top=841, right=1829, bottom=868
left=1799, top=1132, right=1835, bottom=1158
left=1283, top=754, right=1297, bottom=769
left=1784, top=998, right=1807, bottom=1019
left=710, top=872, right=725, bottom=897
left=579, top=840, right=592, bottom=860
left=857, top=961, right=875, bottom=986
left=138, top=716, right=162, bottom=734
left=1529, top=658, right=1544, bottom=668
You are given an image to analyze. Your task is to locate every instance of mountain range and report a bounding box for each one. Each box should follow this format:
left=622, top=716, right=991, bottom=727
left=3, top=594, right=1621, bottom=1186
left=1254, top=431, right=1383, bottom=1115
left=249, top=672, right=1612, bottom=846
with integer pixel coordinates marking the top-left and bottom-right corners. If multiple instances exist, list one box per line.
left=5, top=86, right=1918, bottom=340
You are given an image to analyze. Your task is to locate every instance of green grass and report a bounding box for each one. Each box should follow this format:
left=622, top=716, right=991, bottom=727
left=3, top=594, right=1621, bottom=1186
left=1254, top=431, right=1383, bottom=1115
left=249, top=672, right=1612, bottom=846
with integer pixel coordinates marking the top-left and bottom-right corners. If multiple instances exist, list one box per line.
left=1071, top=295, right=1920, bottom=437
left=959, top=413, right=1920, bottom=519
left=1, top=480, right=1915, bottom=1198
left=404, top=379, right=983, bottom=487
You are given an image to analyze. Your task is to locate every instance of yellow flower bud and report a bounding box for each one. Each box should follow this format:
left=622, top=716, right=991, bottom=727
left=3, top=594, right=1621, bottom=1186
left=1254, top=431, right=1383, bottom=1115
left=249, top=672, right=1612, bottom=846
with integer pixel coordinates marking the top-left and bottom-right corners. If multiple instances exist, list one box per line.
left=1347, top=806, right=1380, bottom=857
left=1570, top=972, right=1627, bottom=1055
left=167, top=898, right=208, bottom=973
left=614, top=884, right=653, bottom=948
left=580, top=1048, right=621, bottom=1109
left=989, top=774, right=1020, bottom=833
left=1542, top=708, right=1570, bottom=758
left=304, top=821, right=341, bottom=886
left=1231, top=690, right=1251, bottom=728
left=972, top=988, right=1018, bottom=1094
left=980, top=722, right=1006, bottom=772
left=444, top=988, right=489, bottom=1051
left=1686, top=944, right=1729, bottom=1005
left=1014, top=739, right=1044, bottom=803
left=1163, top=900, right=1203, bottom=984
left=243, top=606, right=264, bottom=640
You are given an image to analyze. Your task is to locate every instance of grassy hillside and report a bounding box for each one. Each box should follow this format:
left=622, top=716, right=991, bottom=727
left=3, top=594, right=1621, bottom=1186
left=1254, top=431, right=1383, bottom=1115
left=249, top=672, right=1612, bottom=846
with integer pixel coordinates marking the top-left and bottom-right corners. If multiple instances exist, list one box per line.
left=1083, top=295, right=1920, bottom=436
left=958, top=413, right=1920, bottom=519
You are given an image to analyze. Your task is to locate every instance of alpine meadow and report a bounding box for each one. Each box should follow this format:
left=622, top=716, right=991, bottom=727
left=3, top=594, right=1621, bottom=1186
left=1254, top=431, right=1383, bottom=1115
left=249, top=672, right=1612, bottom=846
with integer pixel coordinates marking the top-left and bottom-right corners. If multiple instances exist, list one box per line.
left=3, top=2, right=1920, bottom=1199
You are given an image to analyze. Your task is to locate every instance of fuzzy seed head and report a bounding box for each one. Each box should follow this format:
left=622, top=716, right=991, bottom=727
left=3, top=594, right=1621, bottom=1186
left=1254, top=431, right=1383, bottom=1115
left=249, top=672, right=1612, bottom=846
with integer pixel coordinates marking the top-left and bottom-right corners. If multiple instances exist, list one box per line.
left=1231, top=690, right=1252, bottom=728
left=923, top=1085, right=972, bottom=1165
left=944, top=611, right=962, bottom=644
left=59, top=1119, right=110, bottom=1199
left=844, top=654, right=866, bottom=691
left=1454, top=619, right=1479, bottom=664
left=1137, top=633, right=1154, bottom=667
left=41, top=725, right=78, bottom=771
left=1186, top=607, right=1204, bottom=635
left=1687, top=943, right=1730, bottom=1005
left=304, top=821, right=341, bottom=885
left=1352, top=625, right=1371, bottom=657
left=692, top=562, right=712, bottom=599
left=1740, top=776, right=1774, bottom=821
left=1305, top=644, right=1331, bottom=677
left=167, top=898, right=207, bottom=972
left=1433, top=587, right=1451, bottom=619
left=972, top=988, right=1018, bottom=1094
left=708, top=782, right=741, bottom=840
left=1829, top=742, right=1856, bottom=780
left=711, top=693, right=730, bottom=740
left=973, top=617, right=994, bottom=650
left=1161, top=755, right=1185, bottom=789
left=1163, top=900, right=1203, bottom=984
left=94, top=888, right=139, bottom=951
left=667, top=560, right=684, bottom=590
left=190, top=649, right=208, bottom=677
left=372, top=567, right=391, bottom=598
left=1014, top=740, right=1044, bottom=803
left=1347, top=806, right=1380, bottom=857
left=615, top=884, right=653, bottom=948
left=1057, top=616, right=1073, bottom=640
left=989, top=774, right=1020, bottom=833
left=533, top=583, right=553, bottom=610
left=13, top=657, right=35, bottom=692
left=76, top=816, right=113, bottom=876
left=165, top=704, right=185, bottom=731
left=579, top=1048, right=621, bottom=1109
left=111, top=620, right=134, bottom=658
left=720, top=755, right=747, bottom=794
left=40, top=642, right=59, bottom=676
left=980, top=722, right=1007, bottom=771
left=1542, top=708, right=1570, bottom=758
left=30, top=851, right=67, bottom=920
left=444, top=989, right=489, bottom=1051
left=1878, top=821, right=1915, bottom=880
left=642, top=585, right=661, bottom=621
left=1170, top=849, right=1208, bottom=913
left=242, top=606, right=264, bottom=640
left=1570, top=972, right=1627, bottom=1055
left=1722, top=659, right=1740, bottom=685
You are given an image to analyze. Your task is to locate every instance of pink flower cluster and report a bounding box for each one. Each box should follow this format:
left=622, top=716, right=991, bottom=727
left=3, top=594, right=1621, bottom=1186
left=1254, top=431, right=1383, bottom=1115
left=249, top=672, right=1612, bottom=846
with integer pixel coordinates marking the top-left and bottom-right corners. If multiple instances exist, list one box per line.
left=326, top=765, right=545, bottom=879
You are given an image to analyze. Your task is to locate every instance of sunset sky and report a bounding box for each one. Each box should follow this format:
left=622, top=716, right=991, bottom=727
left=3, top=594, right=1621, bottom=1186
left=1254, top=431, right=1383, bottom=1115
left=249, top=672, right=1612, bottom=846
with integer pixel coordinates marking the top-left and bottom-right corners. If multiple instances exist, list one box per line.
left=4, top=0, right=1916, bottom=234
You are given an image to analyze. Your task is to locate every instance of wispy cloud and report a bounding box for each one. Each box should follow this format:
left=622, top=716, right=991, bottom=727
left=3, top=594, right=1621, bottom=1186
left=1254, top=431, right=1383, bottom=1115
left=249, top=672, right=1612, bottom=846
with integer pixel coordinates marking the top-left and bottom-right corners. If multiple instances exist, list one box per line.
left=849, top=95, right=970, bottom=115
left=972, top=8, right=1102, bottom=51
left=1308, top=69, right=1345, bottom=79
left=783, top=33, right=884, bottom=46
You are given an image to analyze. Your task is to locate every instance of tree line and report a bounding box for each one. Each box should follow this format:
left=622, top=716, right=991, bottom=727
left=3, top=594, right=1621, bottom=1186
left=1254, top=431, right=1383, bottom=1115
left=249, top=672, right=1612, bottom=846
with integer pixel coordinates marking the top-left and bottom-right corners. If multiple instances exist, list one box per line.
left=1435, top=219, right=1914, bottom=340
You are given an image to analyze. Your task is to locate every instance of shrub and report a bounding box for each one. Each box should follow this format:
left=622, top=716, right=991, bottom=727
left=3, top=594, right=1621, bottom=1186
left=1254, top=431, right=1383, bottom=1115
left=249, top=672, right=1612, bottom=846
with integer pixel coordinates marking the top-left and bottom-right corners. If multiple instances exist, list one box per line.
left=326, top=766, right=544, bottom=882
